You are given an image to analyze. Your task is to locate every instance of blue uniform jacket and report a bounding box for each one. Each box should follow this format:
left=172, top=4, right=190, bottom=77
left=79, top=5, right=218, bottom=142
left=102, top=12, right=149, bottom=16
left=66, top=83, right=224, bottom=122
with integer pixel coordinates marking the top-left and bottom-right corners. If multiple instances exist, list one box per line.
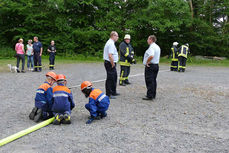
left=86, top=88, right=110, bottom=117
left=35, top=82, right=53, bottom=111
left=52, top=84, right=75, bottom=114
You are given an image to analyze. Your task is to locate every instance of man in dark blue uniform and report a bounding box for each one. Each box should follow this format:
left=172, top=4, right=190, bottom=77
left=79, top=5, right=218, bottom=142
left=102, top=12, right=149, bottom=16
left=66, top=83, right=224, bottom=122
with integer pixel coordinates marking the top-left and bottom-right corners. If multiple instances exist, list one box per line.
left=33, top=36, right=43, bottom=72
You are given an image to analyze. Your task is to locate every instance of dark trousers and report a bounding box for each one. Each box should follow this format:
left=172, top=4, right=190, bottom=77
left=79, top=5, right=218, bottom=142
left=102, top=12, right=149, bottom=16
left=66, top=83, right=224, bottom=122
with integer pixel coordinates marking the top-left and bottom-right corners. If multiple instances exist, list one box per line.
left=34, top=52, right=42, bottom=71
left=145, top=64, right=159, bottom=98
left=178, top=56, right=187, bottom=72
left=170, top=61, right=178, bottom=71
left=119, top=65, right=130, bottom=84
left=104, top=60, right=117, bottom=96
left=49, top=53, right=55, bottom=69
left=16, top=54, right=25, bottom=71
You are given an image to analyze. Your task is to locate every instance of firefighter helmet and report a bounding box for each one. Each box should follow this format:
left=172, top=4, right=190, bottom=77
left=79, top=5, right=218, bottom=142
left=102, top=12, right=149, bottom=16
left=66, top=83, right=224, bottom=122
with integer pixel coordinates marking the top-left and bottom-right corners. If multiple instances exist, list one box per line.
left=56, top=74, right=66, bottom=81
left=185, top=43, right=189, bottom=47
left=46, top=71, right=57, bottom=81
left=81, top=81, right=92, bottom=91
left=124, top=34, right=131, bottom=40
left=173, top=42, right=179, bottom=46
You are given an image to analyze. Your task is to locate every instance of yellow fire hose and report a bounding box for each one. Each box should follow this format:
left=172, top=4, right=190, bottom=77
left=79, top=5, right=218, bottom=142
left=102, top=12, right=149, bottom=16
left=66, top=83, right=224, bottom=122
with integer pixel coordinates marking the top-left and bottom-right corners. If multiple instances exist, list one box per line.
left=0, top=117, right=55, bottom=147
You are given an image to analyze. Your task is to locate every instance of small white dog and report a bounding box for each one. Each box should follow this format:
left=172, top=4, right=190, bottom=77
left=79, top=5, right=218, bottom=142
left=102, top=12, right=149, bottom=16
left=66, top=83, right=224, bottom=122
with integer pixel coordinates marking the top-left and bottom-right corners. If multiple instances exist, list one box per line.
left=7, top=64, right=18, bottom=73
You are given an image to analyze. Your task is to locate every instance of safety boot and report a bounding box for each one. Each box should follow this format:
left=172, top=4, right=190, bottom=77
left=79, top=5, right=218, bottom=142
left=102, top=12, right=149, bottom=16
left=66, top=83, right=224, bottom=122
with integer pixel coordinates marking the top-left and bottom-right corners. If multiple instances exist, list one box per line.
left=119, top=81, right=126, bottom=86
left=100, top=112, right=107, bottom=119
left=62, top=114, right=71, bottom=124
left=29, top=107, right=38, bottom=120
left=124, top=80, right=131, bottom=85
left=53, top=114, right=63, bottom=125
left=34, top=109, right=43, bottom=122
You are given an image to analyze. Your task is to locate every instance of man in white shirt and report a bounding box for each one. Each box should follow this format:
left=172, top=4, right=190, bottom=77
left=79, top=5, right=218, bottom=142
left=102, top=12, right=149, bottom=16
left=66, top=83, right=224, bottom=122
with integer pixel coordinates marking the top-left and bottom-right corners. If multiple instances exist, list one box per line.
left=143, top=35, right=161, bottom=100
left=103, top=31, right=120, bottom=99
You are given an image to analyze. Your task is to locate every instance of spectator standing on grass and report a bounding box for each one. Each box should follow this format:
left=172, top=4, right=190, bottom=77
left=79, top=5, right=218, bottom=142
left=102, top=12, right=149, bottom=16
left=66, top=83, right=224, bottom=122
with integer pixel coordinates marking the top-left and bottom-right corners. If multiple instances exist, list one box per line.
left=103, top=31, right=120, bottom=99
left=33, top=36, right=43, bottom=72
left=15, top=38, right=25, bottom=73
left=47, top=40, right=56, bottom=70
left=26, top=39, right=34, bottom=71
left=143, top=35, right=161, bottom=100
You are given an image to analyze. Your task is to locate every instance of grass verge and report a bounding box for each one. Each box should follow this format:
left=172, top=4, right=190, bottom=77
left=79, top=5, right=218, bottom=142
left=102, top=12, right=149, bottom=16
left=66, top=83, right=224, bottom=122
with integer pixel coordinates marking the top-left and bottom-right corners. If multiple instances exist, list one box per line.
left=0, top=56, right=228, bottom=73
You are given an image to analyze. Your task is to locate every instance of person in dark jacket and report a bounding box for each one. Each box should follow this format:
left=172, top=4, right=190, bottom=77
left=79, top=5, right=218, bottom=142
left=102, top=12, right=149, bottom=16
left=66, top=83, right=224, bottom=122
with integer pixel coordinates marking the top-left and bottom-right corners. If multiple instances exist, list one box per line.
left=47, top=40, right=56, bottom=70
left=29, top=71, right=57, bottom=122
left=81, top=81, right=110, bottom=124
left=52, top=74, right=75, bottom=125
left=178, top=43, right=190, bottom=72
left=170, top=42, right=179, bottom=71
left=119, top=34, right=136, bottom=86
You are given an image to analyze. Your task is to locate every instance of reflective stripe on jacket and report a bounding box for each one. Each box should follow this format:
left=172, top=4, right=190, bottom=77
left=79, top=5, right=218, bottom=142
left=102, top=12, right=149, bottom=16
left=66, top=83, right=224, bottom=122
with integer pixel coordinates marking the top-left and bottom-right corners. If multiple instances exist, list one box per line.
left=119, top=41, right=134, bottom=66
left=35, top=82, right=53, bottom=110
left=178, top=45, right=190, bottom=58
left=87, top=88, right=110, bottom=117
left=171, top=46, right=178, bottom=61
left=52, top=84, right=75, bottom=113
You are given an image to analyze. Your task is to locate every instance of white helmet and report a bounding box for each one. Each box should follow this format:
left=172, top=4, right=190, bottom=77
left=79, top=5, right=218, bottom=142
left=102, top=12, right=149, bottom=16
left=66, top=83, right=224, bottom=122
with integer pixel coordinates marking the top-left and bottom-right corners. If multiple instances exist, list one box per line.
left=185, top=43, right=189, bottom=47
left=173, top=42, right=179, bottom=46
left=124, top=34, right=131, bottom=40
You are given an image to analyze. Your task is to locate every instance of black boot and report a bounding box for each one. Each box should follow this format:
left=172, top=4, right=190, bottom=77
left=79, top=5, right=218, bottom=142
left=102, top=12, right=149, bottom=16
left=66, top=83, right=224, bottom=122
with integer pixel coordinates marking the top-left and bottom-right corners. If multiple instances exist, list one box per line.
left=34, top=109, right=43, bottom=122
left=53, top=114, right=63, bottom=125
left=124, top=80, right=131, bottom=85
left=29, top=107, right=38, bottom=120
left=62, top=114, right=71, bottom=124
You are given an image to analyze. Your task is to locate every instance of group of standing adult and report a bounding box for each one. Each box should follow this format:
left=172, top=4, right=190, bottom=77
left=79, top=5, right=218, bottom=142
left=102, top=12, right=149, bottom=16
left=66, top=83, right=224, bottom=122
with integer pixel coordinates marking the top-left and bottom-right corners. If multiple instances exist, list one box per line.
left=15, top=37, right=56, bottom=73
left=103, top=31, right=161, bottom=100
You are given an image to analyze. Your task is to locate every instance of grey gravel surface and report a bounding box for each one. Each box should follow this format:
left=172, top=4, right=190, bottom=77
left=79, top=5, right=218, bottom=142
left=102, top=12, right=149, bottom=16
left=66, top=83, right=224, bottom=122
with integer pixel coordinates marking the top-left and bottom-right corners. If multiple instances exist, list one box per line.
left=0, top=63, right=229, bottom=153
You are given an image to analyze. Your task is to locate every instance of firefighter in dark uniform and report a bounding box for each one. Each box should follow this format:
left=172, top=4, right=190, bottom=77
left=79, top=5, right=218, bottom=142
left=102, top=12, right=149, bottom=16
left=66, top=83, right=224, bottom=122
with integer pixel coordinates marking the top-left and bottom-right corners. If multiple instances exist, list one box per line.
left=119, top=34, right=136, bottom=86
left=178, top=43, right=190, bottom=72
left=170, top=42, right=179, bottom=71
left=47, top=40, right=56, bottom=70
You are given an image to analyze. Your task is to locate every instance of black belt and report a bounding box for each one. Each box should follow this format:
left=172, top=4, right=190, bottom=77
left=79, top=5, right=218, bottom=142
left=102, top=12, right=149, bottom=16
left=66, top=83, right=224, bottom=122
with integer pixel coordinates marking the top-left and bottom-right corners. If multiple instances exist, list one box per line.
left=105, top=60, right=116, bottom=64
left=148, top=63, right=158, bottom=65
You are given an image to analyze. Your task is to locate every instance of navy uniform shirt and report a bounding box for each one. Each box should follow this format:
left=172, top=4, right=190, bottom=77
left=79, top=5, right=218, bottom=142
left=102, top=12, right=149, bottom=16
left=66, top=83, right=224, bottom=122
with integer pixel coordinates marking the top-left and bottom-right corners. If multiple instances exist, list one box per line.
left=33, top=41, right=42, bottom=53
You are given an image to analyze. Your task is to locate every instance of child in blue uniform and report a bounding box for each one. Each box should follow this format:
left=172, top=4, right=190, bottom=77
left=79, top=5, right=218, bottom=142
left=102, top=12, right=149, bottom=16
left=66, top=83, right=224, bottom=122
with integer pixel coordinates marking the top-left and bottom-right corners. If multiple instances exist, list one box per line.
left=52, top=74, right=75, bottom=125
left=29, top=71, right=57, bottom=122
left=81, top=81, right=110, bottom=124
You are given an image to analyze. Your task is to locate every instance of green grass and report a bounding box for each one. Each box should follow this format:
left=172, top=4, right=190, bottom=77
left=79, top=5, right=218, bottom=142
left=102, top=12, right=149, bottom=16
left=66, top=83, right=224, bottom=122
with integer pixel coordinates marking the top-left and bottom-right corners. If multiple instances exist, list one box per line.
left=1, top=55, right=228, bottom=72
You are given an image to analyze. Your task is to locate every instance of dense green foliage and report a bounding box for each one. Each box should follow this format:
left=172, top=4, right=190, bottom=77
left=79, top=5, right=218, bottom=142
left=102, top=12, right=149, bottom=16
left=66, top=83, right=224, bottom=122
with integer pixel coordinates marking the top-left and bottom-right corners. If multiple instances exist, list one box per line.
left=0, top=0, right=228, bottom=57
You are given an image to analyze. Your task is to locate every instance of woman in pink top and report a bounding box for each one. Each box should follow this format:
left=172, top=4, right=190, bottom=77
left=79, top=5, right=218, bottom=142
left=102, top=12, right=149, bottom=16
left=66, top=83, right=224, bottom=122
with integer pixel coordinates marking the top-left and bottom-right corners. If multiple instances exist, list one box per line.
left=15, top=38, right=25, bottom=73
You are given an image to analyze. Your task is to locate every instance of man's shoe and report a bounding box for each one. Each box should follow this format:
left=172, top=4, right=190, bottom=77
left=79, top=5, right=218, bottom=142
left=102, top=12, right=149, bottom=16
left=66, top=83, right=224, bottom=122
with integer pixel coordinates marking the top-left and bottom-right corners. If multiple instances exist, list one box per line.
left=21, top=70, right=26, bottom=73
left=109, top=95, right=116, bottom=99
left=112, top=93, right=120, bottom=96
left=29, top=107, right=38, bottom=120
left=34, top=109, right=43, bottom=122
left=142, top=97, right=153, bottom=100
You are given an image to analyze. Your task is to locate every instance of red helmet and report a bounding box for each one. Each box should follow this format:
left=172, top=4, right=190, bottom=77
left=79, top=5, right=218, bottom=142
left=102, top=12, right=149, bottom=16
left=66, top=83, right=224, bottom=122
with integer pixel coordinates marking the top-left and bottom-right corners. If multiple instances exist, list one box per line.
left=56, top=74, right=66, bottom=81
left=81, top=81, right=92, bottom=91
left=46, top=71, right=57, bottom=81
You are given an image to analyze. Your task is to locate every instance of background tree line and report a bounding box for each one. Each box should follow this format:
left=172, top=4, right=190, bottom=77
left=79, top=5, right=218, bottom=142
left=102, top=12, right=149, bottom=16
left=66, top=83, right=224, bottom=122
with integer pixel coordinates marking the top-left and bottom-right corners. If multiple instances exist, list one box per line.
left=0, top=0, right=228, bottom=58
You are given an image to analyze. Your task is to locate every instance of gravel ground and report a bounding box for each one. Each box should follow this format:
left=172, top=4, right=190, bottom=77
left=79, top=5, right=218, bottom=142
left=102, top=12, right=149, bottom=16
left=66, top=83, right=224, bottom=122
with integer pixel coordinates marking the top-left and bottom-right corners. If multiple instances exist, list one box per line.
left=0, top=63, right=229, bottom=153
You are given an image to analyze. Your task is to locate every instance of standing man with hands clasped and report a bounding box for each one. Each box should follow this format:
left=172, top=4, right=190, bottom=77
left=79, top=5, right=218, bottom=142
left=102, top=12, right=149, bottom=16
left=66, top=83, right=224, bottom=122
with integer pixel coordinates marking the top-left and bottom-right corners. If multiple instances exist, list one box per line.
left=143, top=35, right=161, bottom=101
left=103, top=31, right=120, bottom=99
